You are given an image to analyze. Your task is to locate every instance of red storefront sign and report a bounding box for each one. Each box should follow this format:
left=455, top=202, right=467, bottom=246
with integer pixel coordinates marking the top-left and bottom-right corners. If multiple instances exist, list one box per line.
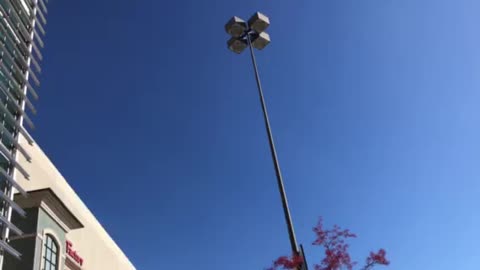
left=66, top=241, right=84, bottom=266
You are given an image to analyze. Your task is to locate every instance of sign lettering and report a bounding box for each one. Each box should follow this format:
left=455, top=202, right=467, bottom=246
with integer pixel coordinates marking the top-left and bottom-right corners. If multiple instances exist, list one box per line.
left=66, top=241, right=84, bottom=266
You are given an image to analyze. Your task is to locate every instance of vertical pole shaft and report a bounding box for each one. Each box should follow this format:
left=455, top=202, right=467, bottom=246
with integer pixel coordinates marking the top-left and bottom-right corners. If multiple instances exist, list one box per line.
left=246, top=33, right=298, bottom=254
left=300, top=244, right=309, bottom=270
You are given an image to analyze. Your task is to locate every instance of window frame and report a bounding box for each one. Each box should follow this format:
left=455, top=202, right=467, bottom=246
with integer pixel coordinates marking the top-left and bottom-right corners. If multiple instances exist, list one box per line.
left=42, top=234, right=59, bottom=270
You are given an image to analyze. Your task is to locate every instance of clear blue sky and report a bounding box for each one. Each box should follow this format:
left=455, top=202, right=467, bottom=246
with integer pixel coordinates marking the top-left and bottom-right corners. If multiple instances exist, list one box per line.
left=34, top=0, right=478, bottom=269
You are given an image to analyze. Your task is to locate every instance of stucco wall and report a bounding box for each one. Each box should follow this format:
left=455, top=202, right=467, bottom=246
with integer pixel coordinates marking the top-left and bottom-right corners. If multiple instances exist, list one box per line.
left=15, top=136, right=136, bottom=270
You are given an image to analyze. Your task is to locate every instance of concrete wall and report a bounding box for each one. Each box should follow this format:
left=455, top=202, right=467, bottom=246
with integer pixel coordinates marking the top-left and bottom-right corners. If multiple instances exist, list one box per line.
left=37, top=208, right=66, bottom=246
left=15, top=136, right=136, bottom=270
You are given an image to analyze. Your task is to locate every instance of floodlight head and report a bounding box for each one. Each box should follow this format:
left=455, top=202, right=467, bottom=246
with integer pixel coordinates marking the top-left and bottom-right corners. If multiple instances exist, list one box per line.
left=248, top=12, right=270, bottom=33
left=251, top=32, right=271, bottom=50
left=225, top=16, right=247, bottom=38
left=227, top=37, right=248, bottom=54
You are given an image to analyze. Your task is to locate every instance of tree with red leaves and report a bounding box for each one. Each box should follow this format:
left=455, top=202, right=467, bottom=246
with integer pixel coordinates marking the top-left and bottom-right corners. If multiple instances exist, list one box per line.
left=268, top=217, right=390, bottom=270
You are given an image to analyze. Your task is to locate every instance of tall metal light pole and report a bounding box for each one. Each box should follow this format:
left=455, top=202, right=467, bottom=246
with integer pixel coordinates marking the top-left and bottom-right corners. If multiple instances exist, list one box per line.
left=225, top=13, right=303, bottom=264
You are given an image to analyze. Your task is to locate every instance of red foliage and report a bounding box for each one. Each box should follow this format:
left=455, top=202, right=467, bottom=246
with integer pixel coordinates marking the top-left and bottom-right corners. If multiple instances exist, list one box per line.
left=268, top=217, right=389, bottom=270
left=362, top=249, right=390, bottom=270
left=268, top=254, right=304, bottom=270
left=312, top=218, right=357, bottom=270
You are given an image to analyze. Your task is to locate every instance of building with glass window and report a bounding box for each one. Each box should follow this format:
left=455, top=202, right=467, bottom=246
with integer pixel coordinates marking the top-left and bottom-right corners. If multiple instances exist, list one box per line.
left=2, top=141, right=136, bottom=270
left=0, top=0, right=48, bottom=266
left=0, top=0, right=137, bottom=269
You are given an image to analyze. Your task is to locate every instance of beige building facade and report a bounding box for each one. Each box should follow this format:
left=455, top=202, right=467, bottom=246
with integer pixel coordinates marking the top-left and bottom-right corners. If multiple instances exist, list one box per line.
left=0, top=1, right=135, bottom=268
left=4, top=135, right=136, bottom=270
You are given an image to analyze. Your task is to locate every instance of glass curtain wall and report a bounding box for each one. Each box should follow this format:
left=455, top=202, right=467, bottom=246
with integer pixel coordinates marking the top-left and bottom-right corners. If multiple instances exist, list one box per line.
left=0, top=0, right=47, bottom=261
